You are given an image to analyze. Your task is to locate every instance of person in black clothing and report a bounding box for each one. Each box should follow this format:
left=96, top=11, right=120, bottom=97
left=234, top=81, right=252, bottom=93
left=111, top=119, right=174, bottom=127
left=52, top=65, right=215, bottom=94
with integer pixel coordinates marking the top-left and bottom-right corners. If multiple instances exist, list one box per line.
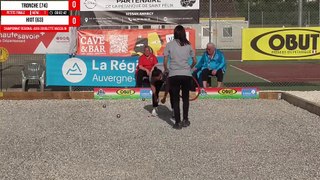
left=163, top=25, right=197, bottom=129
left=150, top=66, right=173, bottom=117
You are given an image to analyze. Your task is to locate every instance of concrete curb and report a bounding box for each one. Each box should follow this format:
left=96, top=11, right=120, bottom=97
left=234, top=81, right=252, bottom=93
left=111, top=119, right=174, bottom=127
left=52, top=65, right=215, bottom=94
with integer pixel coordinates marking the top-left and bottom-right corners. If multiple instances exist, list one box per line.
left=0, top=91, right=319, bottom=117
left=259, top=91, right=282, bottom=100
left=281, top=92, right=320, bottom=116
left=0, top=92, right=93, bottom=100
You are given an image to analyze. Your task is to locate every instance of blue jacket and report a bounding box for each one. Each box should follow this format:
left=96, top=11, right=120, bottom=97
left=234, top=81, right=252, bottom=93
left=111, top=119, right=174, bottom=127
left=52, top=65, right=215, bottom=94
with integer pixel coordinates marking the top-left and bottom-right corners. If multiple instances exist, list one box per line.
left=195, top=49, right=226, bottom=73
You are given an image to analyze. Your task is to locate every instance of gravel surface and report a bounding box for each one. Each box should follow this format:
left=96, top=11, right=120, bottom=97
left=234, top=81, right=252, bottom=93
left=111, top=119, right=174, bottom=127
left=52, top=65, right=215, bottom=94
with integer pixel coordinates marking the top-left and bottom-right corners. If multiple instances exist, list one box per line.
left=0, top=99, right=320, bottom=179
left=284, top=91, right=320, bottom=106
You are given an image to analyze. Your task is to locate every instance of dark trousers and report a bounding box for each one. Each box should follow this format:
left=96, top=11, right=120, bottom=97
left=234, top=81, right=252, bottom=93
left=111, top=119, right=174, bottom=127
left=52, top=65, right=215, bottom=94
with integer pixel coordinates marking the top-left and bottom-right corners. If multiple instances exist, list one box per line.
left=152, top=80, right=163, bottom=107
left=191, top=70, right=202, bottom=90
left=152, top=80, right=174, bottom=109
left=201, top=68, right=224, bottom=83
left=136, top=69, right=148, bottom=87
left=169, top=76, right=192, bottom=123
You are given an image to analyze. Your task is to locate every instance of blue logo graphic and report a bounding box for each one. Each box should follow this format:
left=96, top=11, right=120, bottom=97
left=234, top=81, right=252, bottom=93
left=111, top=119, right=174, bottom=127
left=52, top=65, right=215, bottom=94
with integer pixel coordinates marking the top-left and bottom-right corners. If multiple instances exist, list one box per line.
left=62, top=57, right=87, bottom=83
left=242, top=88, right=258, bottom=98
left=67, top=63, right=82, bottom=75
left=140, top=88, right=152, bottom=99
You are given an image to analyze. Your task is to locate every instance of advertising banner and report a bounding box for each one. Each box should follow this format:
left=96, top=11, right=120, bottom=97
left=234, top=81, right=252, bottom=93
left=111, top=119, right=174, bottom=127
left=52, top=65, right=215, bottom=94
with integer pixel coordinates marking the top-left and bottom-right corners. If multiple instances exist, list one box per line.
left=242, top=27, right=320, bottom=60
left=77, top=29, right=196, bottom=56
left=80, top=0, right=199, bottom=25
left=0, top=31, right=72, bottom=54
left=94, top=88, right=152, bottom=100
left=93, top=87, right=259, bottom=100
left=46, top=54, right=164, bottom=87
left=198, top=87, right=259, bottom=99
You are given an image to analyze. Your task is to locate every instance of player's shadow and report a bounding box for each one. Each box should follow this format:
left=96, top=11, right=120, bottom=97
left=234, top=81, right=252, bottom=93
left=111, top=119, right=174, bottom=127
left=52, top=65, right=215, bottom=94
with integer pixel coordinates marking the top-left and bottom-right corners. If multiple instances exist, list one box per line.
left=144, top=104, right=174, bottom=126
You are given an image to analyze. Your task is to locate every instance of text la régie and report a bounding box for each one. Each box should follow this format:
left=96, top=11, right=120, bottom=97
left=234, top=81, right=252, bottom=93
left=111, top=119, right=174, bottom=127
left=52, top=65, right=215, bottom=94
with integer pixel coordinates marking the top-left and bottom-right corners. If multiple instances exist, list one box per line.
left=92, top=59, right=137, bottom=73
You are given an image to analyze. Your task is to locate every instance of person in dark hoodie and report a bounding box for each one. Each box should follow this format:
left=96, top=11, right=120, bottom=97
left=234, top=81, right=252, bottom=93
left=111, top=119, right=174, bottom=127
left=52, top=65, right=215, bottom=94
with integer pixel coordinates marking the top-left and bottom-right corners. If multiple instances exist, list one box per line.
left=149, top=65, right=173, bottom=118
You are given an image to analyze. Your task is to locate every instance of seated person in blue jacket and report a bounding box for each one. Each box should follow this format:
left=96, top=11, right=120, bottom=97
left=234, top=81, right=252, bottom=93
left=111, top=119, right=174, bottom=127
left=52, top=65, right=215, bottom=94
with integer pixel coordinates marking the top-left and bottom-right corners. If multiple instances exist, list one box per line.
left=192, top=43, right=226, bottom=88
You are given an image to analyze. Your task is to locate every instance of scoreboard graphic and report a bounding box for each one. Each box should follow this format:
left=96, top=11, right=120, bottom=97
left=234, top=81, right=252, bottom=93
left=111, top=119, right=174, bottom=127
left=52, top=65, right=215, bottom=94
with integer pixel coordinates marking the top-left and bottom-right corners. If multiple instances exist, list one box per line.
left=0, top=0, right=80, bottom=32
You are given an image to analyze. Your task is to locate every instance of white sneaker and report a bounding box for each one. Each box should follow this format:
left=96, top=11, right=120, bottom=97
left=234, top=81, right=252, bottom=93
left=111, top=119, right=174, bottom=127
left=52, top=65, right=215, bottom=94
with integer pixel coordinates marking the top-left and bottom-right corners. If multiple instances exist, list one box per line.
left=170, top=110, right=175, bottom=120
left=151, top=108, right=158, bottom=117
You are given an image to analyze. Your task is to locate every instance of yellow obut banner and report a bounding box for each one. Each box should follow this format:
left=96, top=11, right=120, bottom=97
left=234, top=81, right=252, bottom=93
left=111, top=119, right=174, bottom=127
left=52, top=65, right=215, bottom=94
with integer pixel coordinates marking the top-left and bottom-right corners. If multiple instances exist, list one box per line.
left=242, top=27, right=320, bottom=60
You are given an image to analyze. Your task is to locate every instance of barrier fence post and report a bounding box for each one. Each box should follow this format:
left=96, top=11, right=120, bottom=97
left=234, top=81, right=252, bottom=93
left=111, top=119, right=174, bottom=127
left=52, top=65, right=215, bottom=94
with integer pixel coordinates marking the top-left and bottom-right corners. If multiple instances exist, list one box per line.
left=0, top=62, right=2, bottom=91
left=209, top=0, right=212, bottom=43
left=298, top=0, right=303, bottom=27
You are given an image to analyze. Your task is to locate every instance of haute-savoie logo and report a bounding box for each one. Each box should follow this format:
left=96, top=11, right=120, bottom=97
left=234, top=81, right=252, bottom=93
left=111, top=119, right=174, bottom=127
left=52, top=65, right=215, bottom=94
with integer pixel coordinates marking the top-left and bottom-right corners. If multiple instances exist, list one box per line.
left=250, top=29, right=320, bottom=58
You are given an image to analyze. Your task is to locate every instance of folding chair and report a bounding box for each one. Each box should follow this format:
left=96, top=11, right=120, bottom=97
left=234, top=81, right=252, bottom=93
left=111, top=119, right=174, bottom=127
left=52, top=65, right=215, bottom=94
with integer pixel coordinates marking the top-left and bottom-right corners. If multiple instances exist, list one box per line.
left=21, top=63, right=45, bottom=91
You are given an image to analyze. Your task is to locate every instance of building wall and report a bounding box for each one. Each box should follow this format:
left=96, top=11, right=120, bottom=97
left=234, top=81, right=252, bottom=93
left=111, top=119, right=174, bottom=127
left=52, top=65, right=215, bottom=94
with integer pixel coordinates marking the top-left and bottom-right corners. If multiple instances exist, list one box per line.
left=182, top=18, right=248, bottom=50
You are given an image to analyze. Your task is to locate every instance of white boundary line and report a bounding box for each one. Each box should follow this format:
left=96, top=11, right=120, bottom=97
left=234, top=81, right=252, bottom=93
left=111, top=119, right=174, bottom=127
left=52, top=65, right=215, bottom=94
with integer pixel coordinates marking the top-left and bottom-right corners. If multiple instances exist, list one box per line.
left=230, top=65, right=272, bottom=82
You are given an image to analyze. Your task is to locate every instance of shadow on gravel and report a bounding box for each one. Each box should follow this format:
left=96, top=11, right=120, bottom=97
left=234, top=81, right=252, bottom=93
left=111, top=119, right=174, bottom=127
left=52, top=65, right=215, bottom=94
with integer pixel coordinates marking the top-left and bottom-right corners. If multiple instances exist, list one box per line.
left=144, top=104, right=174, bottom=126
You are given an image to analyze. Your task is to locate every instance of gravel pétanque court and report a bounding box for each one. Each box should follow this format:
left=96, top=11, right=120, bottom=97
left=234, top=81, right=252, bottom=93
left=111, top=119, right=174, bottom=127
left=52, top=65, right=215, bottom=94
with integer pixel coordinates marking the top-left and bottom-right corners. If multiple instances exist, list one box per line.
left=0, top=99, right=320, bottom=179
